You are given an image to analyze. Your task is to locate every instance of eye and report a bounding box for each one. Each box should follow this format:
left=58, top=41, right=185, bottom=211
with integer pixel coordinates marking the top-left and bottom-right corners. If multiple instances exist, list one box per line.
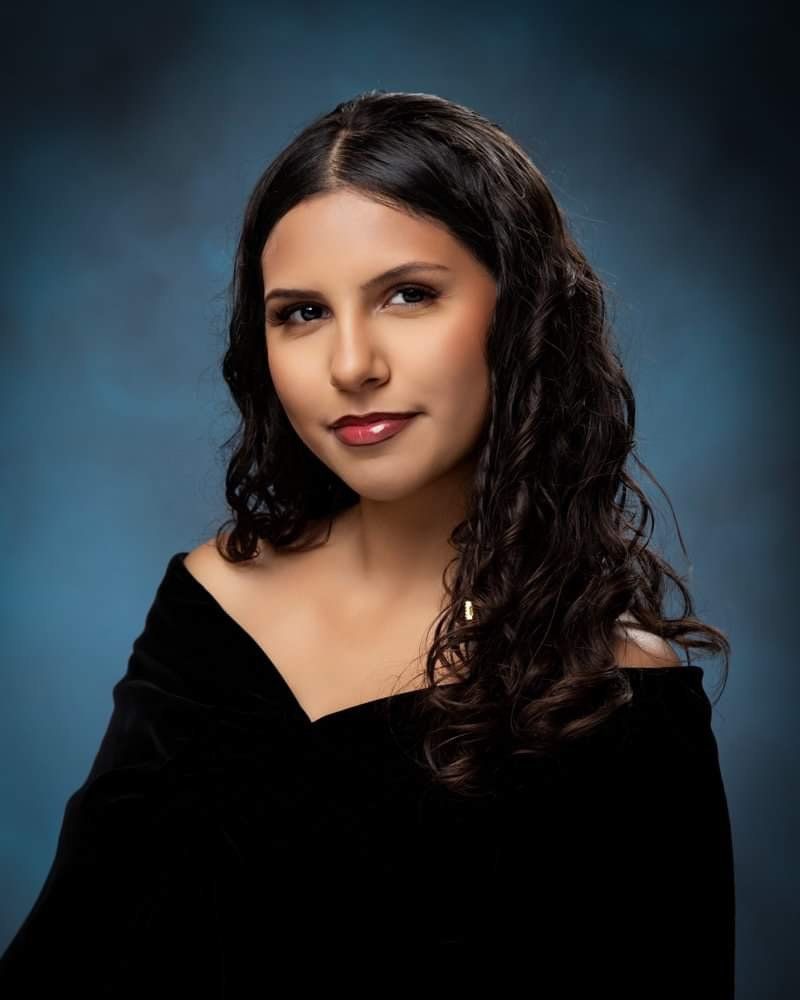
left=387, top=285, right=434, bottom=308
left=269, top=284, right=439, bottom=327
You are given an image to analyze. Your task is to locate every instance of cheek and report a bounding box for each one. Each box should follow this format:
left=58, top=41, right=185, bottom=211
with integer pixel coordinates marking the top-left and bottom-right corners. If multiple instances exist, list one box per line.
left=422, top=326, right=490, bottom=420
left=267, top=351, right=315, bottom=420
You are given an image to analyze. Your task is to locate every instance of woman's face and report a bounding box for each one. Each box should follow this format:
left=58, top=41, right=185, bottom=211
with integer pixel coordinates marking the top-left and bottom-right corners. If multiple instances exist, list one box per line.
left=261, top=188, right=497, bottom=503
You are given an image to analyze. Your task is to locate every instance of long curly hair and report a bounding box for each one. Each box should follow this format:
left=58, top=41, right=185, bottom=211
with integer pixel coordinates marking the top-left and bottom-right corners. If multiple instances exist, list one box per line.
left=212, top=89, right=730, bottom=800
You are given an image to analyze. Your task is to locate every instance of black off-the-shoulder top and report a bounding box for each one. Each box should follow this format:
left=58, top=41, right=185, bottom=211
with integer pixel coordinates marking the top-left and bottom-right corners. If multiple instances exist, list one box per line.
left=0, top=552, right=736, bottom=997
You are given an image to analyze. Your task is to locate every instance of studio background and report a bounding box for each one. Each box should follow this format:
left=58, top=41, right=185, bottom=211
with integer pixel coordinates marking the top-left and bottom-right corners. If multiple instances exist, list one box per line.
left=1, top=1, right=795, bottom=995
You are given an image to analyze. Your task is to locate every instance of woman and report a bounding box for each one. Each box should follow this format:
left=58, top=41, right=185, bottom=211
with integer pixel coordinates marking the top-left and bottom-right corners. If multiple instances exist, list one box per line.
left=0, top=90, right=735, bottom=996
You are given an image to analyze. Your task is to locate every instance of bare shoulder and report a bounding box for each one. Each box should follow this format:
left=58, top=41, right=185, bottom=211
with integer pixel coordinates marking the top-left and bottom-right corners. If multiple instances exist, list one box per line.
left=183, top=533, right=273, bottom=588
left=182, top=537, right=229, bottom=597
left=183, top=535, right=220, bottom=569
left=613, top=614, right=683, bottom=668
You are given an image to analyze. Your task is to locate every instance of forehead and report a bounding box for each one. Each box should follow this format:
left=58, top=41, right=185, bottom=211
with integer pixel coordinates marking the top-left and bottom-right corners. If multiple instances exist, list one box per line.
left=260, top=189, right=464, bottom=277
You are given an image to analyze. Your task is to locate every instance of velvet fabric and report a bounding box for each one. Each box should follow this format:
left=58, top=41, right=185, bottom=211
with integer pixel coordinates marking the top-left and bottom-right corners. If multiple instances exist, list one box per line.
left=0, top=552, right=736, bottom=996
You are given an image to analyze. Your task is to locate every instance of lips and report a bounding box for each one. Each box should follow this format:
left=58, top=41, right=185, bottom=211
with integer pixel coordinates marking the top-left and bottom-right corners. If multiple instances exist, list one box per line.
left=330, top=411, right=419, bottom=429
left=331, top=414, right=419, bottom=446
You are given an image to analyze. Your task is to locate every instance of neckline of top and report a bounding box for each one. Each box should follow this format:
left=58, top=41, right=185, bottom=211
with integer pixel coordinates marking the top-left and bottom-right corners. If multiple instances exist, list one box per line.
left=167, top=550, right=703, bottom=728
left=170, top=551, right=446, bottom=727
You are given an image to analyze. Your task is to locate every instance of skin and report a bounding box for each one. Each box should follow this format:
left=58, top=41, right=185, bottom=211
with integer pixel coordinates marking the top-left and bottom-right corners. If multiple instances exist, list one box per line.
left=260, top=188, right=497, bottom=615
left=257, top=188, right=680, bottom=669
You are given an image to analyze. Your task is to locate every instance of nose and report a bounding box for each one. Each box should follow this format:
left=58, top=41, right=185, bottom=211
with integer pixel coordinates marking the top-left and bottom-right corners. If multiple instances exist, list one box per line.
left=328, top=318, right=390, bottom=391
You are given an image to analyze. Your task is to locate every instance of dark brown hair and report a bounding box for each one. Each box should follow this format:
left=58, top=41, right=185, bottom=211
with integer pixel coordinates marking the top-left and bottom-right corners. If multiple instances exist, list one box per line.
left=212, top=89, right=730, bottom=799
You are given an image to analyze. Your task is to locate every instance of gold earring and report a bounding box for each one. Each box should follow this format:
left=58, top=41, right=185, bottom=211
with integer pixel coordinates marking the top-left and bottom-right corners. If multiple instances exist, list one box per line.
left=464, top=599, right=474, bottom=621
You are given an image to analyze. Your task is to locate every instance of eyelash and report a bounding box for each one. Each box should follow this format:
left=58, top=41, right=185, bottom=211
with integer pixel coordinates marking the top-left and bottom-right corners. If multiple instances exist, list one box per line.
left=269, top=284, right=440, bottom=327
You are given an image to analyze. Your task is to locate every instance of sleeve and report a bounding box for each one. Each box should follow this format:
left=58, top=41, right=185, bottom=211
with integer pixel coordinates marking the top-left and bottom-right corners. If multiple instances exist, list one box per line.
left=592, top=677, right=736, bottom=998
left=0, top=567, right=229, bottom=998
left=493, top=670, right=736, bottom=999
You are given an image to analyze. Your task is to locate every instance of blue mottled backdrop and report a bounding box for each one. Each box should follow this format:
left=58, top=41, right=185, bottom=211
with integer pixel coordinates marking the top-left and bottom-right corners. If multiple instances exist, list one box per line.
left=1, top=1, right=796, bottom=994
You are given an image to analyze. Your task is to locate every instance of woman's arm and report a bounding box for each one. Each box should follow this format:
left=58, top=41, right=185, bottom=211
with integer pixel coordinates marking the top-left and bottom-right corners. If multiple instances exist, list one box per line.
left=0, top=575, right=227, bottom=997
left=492, top=669, right=735, bottom=999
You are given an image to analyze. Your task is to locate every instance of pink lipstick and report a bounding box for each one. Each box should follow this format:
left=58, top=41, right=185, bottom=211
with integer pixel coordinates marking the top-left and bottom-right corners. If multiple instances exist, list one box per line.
left=332, top=414, right=419, bottom=446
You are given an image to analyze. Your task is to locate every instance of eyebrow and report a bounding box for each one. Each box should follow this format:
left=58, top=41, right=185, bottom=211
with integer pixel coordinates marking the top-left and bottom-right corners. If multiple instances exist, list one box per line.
left=263, top=261, right=452, bottom=305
